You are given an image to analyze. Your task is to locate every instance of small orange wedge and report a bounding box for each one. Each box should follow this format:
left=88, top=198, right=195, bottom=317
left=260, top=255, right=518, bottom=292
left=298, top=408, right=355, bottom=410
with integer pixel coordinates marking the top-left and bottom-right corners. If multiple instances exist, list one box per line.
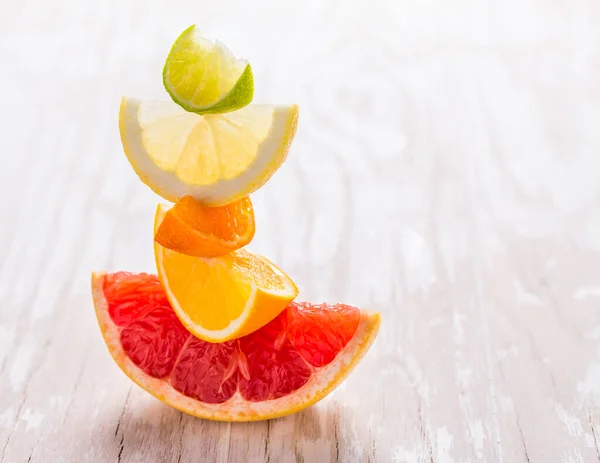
left=154, top=205, right=298, bottom=343
left=155, top=195, right=255, bottom=257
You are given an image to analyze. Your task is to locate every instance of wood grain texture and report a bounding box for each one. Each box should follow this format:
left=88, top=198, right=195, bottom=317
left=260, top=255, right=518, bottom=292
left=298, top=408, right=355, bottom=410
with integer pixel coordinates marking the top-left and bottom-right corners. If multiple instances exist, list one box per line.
left=1, top=0, right=600, bottom=461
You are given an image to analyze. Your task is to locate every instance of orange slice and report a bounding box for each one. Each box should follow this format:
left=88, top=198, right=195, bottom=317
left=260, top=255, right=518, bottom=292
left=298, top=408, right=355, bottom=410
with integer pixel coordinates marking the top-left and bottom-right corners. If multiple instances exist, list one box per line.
left=154, top=195, right=255, bottom=257
left=154, top=204, right=297, bottom=342
left=91, top=271, right=380, bottom=421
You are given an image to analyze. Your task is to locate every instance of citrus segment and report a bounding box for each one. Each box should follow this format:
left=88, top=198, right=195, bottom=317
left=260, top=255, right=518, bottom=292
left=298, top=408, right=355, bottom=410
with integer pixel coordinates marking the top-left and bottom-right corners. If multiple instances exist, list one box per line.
left=155, top=195, right=255, bottom=257
left=103, top=271, right=169, bottom=325
left=171, top=337, right=238, bottom=404
left=163, top=25, right=254, bottom=114
left=119, top=97, right=299, bottom=206
left=92, top=271, right=380, bottom=421
left=287, top=303, right=361, bottom=367
left=121, top=306, right=189, bottom=378
left=237, top=312, right=312, bottom=401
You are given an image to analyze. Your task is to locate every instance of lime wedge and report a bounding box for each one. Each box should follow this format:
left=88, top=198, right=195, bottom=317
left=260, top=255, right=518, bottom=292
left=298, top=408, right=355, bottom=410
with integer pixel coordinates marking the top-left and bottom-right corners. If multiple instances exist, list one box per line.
left=163, top=25, right=254, bottom=115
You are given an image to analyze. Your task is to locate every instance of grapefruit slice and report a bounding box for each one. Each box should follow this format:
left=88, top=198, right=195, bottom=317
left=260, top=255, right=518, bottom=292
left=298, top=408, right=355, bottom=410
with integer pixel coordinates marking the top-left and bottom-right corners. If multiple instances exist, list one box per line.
left=92, top=271, right=380, bottom=421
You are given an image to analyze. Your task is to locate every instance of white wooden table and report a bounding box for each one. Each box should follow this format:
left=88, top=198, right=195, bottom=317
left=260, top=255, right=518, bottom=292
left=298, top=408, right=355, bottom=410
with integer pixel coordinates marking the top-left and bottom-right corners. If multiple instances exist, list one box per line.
left=2, top=1, right=600, bottom=461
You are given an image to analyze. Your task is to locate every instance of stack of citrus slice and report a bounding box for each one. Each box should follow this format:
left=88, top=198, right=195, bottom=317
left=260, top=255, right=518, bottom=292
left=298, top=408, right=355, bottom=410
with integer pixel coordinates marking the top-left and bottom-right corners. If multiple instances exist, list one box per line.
left=92, top=25, right=380, bottom=421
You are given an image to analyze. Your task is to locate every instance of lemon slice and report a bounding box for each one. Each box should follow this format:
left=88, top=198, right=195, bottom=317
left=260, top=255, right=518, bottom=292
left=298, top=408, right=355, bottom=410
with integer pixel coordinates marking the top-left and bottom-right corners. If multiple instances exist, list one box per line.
left=163, top=25, right=253, bottom=114
left=154, top=205, right=298, bottom=342
left=119, top=97, right=299, bottom=206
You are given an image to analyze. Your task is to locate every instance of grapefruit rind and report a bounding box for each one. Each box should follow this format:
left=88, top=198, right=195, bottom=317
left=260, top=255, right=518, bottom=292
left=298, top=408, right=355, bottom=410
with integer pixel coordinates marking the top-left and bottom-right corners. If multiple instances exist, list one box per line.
left=91, top=271, right=380, bottom=422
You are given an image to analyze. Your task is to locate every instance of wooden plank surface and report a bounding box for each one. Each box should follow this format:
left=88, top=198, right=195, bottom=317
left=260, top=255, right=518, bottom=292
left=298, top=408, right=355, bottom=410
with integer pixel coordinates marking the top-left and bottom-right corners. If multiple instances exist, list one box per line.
left=1, top=0, right=600, bottom=461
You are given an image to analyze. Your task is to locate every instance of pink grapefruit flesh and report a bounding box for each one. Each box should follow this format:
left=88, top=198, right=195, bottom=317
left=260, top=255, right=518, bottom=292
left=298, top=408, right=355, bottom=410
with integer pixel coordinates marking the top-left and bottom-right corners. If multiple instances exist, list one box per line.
left=92, top=271, right=380, bottom=421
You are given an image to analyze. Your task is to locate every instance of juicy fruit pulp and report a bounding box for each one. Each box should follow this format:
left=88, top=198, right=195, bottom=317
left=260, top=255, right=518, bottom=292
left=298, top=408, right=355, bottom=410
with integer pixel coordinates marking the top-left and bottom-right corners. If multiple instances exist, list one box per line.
left=104, top=273, right=359, bottom=391
left=93, top=272, right=379, bottom=420
left=154, top=195, right=255, bottom=257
